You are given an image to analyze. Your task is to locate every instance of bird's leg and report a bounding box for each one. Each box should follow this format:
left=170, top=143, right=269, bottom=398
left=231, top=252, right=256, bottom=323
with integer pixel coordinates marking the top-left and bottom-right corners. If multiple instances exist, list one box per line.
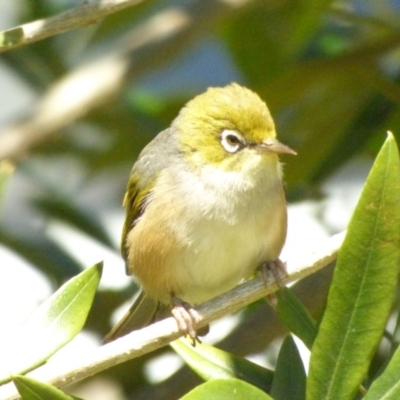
left=259, top=259, right=287, bottom=308
left=170, top=295, right=201, bottom=345
left=259, top=258, right=287, bottom=287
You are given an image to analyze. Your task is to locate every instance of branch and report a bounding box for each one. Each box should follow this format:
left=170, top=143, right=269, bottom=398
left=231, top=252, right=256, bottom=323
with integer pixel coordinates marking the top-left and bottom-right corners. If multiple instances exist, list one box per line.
left=0, top=0, right=239, bottom=163
left=0, top=231, right=345, bottom=400
left=0, top=0, right=145, bottom=53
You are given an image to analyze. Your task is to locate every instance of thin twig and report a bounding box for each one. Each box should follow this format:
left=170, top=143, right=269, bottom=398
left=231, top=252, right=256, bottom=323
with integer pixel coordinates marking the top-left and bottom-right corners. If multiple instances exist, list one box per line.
left=0, top=1, right=236, bottom=163
left=0, top=231, right=345, bottom=400
left=0, top=0, right=145, bottom=53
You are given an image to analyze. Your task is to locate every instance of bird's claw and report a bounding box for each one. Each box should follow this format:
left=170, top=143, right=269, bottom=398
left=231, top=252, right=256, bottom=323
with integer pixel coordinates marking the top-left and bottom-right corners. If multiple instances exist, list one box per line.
left=171, top=296, right=201, bottom=346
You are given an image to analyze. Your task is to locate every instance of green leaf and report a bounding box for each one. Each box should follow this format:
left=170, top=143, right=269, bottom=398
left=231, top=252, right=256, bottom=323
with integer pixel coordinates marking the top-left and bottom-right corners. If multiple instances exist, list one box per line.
left=269, top=61, right=375, bottom=190
left=12, top=375, right=83, bottom=400
left=0, top=230, right=83, bottom=283
left=225, top=1, right=334, bottom=85
left=0, top=27, right=24, bottom=48
left=180, top=379, right=272, bottom=400
left=270, top=335, right=306, bottom=400
left=276, top=287, right=317, bottom=349
left=0, top=262, right=102, bottom=384
left=364, top=343, right=400, bottom=399
left=171, top=339, right=273, bottom=392
left=307, top=133, right=400, bottom=400
left=0, top=160, right=13, bottom=194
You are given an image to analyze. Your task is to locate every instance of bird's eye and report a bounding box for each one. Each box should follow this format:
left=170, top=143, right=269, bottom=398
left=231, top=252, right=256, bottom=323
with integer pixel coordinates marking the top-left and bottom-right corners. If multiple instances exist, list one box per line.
left=220, top=130, right=244, bottom=153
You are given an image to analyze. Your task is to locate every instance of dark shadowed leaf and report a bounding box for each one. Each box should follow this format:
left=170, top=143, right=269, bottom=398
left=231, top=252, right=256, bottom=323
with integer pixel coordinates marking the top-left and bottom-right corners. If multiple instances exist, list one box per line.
left=270, top=335, right=306, bottom=400
left=33, top=196, right=114, bottom=249
left=276, top=287, right=317, bottom=349
left=0, top=230, right=83, bottom=283
left=364, top=341, right=400, bottom=399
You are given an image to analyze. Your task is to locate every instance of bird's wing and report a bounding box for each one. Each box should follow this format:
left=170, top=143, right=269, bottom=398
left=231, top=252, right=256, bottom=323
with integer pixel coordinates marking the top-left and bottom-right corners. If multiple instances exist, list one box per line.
left=120, top=128, right=178, bottom=272
left=120, top=172, right=152, bottom=270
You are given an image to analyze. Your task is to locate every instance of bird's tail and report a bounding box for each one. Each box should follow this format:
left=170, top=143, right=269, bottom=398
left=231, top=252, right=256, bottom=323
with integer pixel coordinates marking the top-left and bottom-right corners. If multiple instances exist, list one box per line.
left=103, top=290, right=160, bottom=344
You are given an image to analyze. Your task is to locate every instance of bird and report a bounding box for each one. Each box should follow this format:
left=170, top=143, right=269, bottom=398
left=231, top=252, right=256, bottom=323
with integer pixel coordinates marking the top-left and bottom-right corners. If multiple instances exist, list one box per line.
left=104, top=83, right=295, bottom=343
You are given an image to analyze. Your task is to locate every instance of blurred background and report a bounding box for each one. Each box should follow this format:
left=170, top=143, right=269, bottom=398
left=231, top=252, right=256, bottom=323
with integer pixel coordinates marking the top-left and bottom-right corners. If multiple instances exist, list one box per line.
left=0, top=0, right=399, bottom=398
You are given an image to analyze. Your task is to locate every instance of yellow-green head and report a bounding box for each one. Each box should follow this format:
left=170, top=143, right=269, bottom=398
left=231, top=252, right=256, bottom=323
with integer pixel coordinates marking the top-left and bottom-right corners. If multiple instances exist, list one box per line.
left=173, top=83, right=295, bottom=171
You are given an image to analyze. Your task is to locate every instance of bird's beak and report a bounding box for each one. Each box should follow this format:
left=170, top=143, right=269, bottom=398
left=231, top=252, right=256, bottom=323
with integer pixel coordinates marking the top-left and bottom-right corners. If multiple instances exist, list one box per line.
left=257, top=138, right=297, bottom=155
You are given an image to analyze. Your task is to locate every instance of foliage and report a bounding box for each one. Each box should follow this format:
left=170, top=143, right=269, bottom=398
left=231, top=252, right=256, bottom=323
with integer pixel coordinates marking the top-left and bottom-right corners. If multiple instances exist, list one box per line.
left=13, top=375, right=83, bottom=400
left=1, top=0, right=400, bottom=398
left=172, top=133, right=400, bottom=399
left=0, top=132, right=398, bottom=399
left=0, top=264, right=102, bottom=385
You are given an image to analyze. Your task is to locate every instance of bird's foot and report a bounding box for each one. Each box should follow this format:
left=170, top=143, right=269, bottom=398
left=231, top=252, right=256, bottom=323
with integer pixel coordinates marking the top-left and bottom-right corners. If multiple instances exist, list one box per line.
left=171, top=296, right=201, bottom=345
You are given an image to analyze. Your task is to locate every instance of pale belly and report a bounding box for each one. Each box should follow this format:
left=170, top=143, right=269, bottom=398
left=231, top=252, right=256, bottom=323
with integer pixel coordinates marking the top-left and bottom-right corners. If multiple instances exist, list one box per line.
left=127, top=160, right=287, bottom=305
left=168, top=205, right=285, bottom=304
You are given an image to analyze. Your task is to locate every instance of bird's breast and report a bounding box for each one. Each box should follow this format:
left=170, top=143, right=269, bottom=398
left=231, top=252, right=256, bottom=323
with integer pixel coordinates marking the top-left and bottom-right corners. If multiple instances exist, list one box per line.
left=126, top=161, right=287, bottom=305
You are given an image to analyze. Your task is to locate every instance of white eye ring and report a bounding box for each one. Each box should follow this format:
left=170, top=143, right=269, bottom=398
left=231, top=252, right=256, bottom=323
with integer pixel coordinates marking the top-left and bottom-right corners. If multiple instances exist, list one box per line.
left=220, top=130, right=244, bottom=153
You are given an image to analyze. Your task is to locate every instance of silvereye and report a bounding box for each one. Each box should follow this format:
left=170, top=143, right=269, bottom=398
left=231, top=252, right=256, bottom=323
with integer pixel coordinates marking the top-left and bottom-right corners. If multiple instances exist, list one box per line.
left=104, top=83, right=295, bottom=343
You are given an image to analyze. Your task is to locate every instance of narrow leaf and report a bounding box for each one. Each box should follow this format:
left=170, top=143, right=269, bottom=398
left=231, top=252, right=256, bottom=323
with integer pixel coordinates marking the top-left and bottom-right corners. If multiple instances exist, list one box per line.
left=33, top=196, right=114, bottom=249
left=307, top=133, right=400, bottom=400
left=12, top=375, right=83, bottom=400
left=0, top=229, right=82, bottom=282
left=0, top=262, right=102, bottom=383
left=0, top=27, right=24, bottom=48
left=171, top=339, right=273, bottom=392
left=0, top=161, right=14, bottom=205
left=364, top=344, right=400, bottom=399
left=271, top=335, right=306, bottom=400
left=180, top=379, right=272, bottom=400
left=276, top=287, right=317, bottom=349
